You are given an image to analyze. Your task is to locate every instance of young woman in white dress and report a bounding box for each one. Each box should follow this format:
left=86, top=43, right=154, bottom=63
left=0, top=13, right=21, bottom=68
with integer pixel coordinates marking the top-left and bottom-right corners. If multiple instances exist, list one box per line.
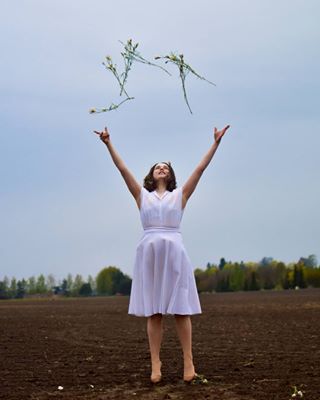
left=94, top=124, right=230, bottom=383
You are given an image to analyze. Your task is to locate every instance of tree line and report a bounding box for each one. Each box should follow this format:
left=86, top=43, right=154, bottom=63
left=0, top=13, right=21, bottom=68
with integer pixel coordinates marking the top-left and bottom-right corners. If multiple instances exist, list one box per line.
left=0, top=255, right=319, bottom=300
left=195, top=255, right=320, bottom=292
left=0, top=266, right=131, bottom=299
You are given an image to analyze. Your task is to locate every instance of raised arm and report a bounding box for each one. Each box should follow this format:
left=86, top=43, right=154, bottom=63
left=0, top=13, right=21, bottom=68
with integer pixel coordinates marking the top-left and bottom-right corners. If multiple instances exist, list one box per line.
left=94, top=127, right=142, bottom=208
left=182, top=125, right=230, bottom=208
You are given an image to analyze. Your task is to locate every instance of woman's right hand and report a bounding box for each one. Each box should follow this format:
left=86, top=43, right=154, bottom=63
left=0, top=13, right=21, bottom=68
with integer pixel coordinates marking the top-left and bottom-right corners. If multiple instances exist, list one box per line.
left=93, top=126, right=110, bottom=144
left=214, top=125, right=230, bottom=144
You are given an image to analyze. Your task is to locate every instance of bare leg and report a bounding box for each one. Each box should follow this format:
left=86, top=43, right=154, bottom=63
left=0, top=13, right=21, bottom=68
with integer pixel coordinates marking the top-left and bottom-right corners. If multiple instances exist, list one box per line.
left=147, top=313, right=163, bottom=382
left=174, top=314, right=196, bottom=381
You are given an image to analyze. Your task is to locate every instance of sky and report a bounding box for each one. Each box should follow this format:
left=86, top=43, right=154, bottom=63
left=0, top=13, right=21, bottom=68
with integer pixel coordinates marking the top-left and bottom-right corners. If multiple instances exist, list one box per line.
left=1, top=0, right=319, bottom=282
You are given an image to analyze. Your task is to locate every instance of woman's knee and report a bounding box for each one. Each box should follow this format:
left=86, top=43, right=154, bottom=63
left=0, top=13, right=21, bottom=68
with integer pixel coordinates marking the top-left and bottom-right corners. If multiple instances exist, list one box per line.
left=148, top=313, right=163, bottom=324
left=174, top=314, right=190, bottom=320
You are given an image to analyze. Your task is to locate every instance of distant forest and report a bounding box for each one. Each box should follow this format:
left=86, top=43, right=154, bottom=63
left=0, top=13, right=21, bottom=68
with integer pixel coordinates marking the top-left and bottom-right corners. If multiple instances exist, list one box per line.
left=0, top=255, right=319, bottom=300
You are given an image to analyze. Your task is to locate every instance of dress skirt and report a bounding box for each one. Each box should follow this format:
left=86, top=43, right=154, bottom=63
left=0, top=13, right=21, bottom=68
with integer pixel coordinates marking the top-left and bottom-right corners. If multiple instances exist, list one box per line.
left=128, top=228, right=202, bottom=317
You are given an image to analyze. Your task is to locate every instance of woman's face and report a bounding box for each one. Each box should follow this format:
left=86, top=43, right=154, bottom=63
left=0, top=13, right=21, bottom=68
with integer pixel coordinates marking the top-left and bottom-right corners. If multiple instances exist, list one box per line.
left=153, top=163, right=171, bottom=182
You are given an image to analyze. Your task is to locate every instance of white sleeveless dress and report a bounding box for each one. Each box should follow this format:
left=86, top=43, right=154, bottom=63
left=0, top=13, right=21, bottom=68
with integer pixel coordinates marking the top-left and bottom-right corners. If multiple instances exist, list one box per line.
left=128, top=187, right=202, bottom=317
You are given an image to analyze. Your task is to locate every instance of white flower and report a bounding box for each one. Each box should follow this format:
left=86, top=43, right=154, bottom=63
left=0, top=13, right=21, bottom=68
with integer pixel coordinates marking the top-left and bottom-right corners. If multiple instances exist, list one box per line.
left=297, top=391, right=303, bottom=397
left=58, top=386, right=63, bottom=390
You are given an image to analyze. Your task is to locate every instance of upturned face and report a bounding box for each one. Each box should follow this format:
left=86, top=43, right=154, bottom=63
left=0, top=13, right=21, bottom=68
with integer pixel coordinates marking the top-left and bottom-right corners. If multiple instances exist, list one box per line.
left=153, top=163, right=171, bottom=181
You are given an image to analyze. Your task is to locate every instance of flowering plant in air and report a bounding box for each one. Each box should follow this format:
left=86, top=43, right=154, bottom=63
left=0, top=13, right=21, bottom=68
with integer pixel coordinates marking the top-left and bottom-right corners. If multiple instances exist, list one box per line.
left=154, top=53, right=215, bottom=114
left=90, top=39, right=169, bottom=114
left=90, top=39, right=215, bottom=114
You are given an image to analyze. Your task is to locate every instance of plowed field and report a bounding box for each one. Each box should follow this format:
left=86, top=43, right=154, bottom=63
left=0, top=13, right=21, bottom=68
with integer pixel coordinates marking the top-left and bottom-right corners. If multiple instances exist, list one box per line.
left=1, top=289, right=319, bottom=399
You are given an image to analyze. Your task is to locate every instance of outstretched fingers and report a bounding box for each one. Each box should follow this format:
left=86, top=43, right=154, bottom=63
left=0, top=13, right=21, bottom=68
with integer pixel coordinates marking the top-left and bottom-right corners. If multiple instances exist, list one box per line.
left=93, top=127, right=110, bottom=145
left=94, top=126, right=108, bottom=134
left=222, top=124, right=230, bottom=134
left=214, top=124, right=230, bottom=143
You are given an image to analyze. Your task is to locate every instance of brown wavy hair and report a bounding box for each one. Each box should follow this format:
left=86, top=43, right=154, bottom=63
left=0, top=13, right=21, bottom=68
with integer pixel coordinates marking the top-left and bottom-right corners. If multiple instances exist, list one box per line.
left=143, top=162, right=177, bottom=192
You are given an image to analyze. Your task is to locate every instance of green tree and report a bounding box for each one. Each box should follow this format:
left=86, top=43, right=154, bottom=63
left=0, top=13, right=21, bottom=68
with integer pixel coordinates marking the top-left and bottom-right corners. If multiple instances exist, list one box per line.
left=293, top=264, right=306, bottom=288
left=257, top=264, right=276, bottom=290
left=61, top=279, right=70, bottom=295
left=16, top=280, right=26, bottom=298
left=227, top=263, right=245, bottom=291
left=304, top=266, right=320, bottom=288
left=96, top=266, right=131, bottom=295
left=97, top=267, right=115, bottom=295
left=60, top=274, right=73, bottom=295
left=219, top=258, right=226, bottom=271
left=87, top=275, right=96, bottom=292
left=67, top=273, right=73, bottom=290
left=3, top=276, right=10, bottom=291
left=274, top=262, right=286, bottom=289
left=46, top=274, right=56, bottom=290
left=249, top=270, right=259, bottom=291
left=244, top=269, right=260, bottom=291
left=260, top=257, right=273, bottom=266
left=282, top=268, right=291, bottom=289
left=0, top=280, right=9, bottom=299
left=194, top=269, right=213, bottom=293
left=28, top=276, right=37, bottom=294
left=299, top=254, right=318, bottom=268
left=9, top=277, right=17, bottom=298
left=72, top=274, right=84, bottom=296
left=216, top=270, right=231, bottom=292
left=117, top=275, right=132, bottom=295
left=36, top=274, right=47, bottom=294
left=79, top=282, right=92, bottom=296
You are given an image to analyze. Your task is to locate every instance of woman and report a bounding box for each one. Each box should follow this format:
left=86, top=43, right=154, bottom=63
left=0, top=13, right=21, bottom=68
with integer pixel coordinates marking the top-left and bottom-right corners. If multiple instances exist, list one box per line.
left=94, top=125, right=230, bottom=383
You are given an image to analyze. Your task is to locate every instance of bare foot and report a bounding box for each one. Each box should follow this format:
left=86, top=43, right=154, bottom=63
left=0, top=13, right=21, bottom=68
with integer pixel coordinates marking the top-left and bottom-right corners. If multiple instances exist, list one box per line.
left=183, top=361, right=196, bottom=382
left=150, top=360, right=162, bottom=383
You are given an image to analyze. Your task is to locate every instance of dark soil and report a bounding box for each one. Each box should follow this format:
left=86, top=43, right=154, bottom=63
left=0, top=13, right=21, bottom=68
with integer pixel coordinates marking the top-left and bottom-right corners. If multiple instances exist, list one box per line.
left=1, top=289, right=319, bottom=399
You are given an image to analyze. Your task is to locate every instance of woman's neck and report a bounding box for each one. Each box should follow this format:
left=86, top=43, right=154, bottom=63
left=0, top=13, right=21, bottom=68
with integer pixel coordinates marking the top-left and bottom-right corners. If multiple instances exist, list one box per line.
left=155, top=181, right=167, bottom=194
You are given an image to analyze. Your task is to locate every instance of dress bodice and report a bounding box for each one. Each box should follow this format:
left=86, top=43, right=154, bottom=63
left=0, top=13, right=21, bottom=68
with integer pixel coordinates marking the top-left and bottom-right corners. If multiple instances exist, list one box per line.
left=139, top=187, right=183, bottom=230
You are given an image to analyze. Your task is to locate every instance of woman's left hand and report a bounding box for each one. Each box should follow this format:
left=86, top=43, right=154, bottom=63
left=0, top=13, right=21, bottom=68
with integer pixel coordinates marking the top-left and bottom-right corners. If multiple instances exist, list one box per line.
left=214, top=125, right=230, bottom=144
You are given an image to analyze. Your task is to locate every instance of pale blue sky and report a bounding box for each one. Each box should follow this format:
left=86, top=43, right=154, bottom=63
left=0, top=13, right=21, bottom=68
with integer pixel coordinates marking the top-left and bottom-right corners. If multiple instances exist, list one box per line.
left=1, top=0, right=319, bottom=281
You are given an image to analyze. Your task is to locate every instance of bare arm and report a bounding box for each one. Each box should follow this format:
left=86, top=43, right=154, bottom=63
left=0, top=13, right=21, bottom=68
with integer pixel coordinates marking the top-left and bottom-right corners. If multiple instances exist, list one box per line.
left=182, top=125, right=230, bottom=208
left=94, top=127, right=142, bottom=208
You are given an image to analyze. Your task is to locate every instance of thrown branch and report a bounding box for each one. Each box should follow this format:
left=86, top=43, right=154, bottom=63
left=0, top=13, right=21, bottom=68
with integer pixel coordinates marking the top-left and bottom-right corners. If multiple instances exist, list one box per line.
left=89, top=97, right=134, bottom=114
left=155, top=53, right=216, bottom=114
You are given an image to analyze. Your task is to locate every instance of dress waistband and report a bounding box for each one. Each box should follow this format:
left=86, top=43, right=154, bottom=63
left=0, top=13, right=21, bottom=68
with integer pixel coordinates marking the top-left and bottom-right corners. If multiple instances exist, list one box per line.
left=143, top=226, right=181, bottom=233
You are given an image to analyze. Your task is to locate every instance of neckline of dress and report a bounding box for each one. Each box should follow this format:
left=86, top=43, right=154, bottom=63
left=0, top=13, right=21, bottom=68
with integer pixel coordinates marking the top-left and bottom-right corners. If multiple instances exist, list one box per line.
left=153, top=190, right=168, bottom=200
